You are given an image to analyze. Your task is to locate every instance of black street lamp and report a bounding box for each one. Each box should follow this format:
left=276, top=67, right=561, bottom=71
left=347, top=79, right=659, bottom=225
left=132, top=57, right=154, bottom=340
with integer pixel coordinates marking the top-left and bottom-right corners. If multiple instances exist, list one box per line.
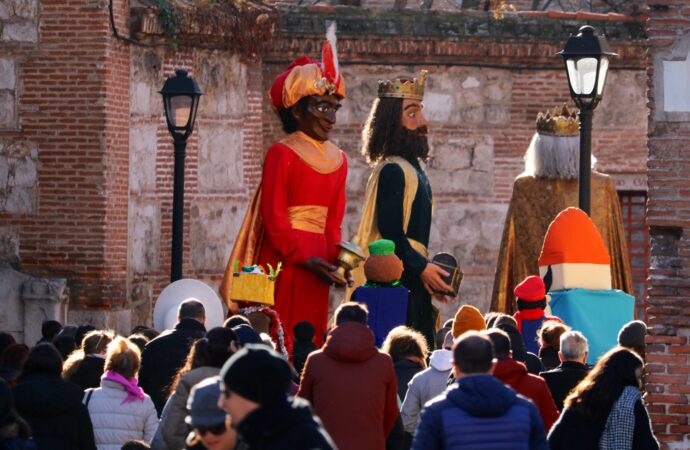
left=558, top=25, right=616, bottom=215
left=160, top=69, right=203, bottom=282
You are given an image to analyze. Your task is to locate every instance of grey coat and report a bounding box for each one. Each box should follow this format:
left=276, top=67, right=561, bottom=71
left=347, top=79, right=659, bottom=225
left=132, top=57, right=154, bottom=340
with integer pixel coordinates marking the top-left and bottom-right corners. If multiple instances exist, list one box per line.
left=400, top=349, right=453, bottom=434
left=150, top=366, right=220, bottom=450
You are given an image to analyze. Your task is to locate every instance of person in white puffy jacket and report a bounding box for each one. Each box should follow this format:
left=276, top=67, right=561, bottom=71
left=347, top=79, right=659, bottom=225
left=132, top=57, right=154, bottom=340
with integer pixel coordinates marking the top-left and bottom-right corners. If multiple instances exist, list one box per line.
left=84, top=336, right=158, bottom=450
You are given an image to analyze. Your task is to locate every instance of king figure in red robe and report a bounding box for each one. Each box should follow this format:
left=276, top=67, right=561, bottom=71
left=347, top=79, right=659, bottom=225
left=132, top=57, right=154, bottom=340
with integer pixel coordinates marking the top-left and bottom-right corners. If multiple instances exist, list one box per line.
left=221, top=27, right=350, bottom=348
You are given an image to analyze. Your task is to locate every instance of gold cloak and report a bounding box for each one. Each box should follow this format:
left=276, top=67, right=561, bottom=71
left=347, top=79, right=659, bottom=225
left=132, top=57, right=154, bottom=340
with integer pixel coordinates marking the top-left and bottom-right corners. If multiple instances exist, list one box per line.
left=347, top=156, right=427, bottom=298
left=490, top=172, right=633, bottom=315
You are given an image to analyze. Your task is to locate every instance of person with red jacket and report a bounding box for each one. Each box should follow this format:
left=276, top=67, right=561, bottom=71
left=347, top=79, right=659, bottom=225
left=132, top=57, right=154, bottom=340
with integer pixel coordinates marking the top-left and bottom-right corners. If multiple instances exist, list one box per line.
left=298, top=303, right=399, bottom=450
left=487, top=328, right=560, bottom=432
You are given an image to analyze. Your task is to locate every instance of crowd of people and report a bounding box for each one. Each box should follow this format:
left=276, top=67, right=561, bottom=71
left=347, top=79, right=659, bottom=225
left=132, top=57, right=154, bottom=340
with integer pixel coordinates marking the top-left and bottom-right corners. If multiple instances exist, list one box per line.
left=0, top=296, right=658, bottom=450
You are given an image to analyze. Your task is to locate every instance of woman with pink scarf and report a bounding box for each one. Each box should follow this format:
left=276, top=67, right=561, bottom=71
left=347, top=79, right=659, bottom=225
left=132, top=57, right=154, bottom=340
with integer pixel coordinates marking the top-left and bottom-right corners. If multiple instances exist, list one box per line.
left=83, top=336, right=158, bottom=450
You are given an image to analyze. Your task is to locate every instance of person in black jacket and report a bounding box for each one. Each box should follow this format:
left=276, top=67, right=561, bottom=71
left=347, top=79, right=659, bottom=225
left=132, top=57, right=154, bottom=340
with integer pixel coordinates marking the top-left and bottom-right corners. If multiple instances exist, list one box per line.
left=64, top=330, right=114, bottom=392
left=219, top=345, right=335, bottom=450
left=0, top=378, right=36, bottom=450
left=381, top=326, right=428, bottom=401
left=548, top=347, right=659, bottom=450
left=12, top=344, right=95, bottom=450
left=540, top=330, right=590, bottom=410
left=139, top=299, right=206, bottom=415
left=494, top=315, right=544, bottom=375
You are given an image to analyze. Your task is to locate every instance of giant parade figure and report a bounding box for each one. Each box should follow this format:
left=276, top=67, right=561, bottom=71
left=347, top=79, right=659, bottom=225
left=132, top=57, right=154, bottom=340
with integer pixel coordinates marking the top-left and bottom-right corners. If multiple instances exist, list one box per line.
left=352, top=71, right=452, bottom=349
left=221, top=26, right=348, bottom=347
left=491, top=105, right=632, bottom=315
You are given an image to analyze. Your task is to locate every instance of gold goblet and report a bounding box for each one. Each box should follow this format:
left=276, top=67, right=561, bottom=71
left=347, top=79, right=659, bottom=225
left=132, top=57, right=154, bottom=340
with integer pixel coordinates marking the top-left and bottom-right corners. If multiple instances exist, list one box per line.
left=333, top=241, right=365, bottom=284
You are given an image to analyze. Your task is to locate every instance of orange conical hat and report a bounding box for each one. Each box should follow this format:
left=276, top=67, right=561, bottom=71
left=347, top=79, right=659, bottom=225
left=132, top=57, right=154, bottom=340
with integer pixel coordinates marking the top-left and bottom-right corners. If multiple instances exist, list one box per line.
left=538, top=207, right=610, bottom=266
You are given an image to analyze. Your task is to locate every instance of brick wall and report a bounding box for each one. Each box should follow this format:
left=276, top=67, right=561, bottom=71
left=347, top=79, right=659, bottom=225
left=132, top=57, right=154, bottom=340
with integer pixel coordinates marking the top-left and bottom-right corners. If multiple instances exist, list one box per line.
left=645, top=0, right=690, bottom=447
left=0, top=0, right=131, bottom=326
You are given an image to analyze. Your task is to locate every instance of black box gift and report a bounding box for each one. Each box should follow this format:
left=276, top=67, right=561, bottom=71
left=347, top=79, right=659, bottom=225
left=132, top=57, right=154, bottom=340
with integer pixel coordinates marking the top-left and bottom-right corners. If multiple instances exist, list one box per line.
left=430, top=253, right=463, bottom=297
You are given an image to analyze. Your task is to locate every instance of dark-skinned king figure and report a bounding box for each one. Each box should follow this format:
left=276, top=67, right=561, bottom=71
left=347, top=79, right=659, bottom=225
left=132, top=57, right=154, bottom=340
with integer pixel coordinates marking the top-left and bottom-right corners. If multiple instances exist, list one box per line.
left=221, top=25, right=350, bottom=349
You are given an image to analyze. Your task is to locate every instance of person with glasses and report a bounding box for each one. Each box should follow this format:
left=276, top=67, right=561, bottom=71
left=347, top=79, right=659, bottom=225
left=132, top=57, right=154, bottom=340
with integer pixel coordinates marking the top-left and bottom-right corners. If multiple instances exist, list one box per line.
left=184, top=378, right=236, bottom=450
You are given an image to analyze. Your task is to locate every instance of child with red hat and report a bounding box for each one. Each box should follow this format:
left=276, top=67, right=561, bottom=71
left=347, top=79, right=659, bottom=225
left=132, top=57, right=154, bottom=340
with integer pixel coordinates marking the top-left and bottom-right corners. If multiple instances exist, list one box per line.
left=513, top=275, right=562, bottom=354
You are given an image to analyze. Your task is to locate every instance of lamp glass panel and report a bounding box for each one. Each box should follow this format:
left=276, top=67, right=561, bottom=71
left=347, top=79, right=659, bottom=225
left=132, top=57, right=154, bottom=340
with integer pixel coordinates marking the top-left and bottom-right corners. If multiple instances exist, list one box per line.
left=167, top=95, right=192, bottom=128
left=597, top=57, right=609, bottom=96
left=566, top=57, right=598, bottom=96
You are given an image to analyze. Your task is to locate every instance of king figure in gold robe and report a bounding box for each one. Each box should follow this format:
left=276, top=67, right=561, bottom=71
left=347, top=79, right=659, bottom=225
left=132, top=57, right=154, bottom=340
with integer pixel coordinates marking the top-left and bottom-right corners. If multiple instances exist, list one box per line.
left=491, top=105, right=633, bottom=315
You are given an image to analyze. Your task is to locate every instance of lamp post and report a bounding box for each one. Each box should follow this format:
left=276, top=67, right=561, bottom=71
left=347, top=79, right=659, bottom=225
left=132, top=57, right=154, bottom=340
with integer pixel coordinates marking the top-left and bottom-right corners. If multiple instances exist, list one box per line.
left=160, top=69, right=203, bottom=282
left=558, top=25, right=616, bottom=215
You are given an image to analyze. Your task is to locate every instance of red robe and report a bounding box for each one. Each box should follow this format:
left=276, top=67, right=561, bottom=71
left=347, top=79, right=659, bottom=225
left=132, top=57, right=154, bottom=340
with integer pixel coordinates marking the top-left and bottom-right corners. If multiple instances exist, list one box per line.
left=256, top=136, right=347, bottom=345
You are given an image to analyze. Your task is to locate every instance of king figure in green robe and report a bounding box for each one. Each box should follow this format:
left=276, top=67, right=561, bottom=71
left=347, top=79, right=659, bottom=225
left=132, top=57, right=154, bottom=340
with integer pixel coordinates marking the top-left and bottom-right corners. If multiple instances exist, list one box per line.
left=351, top=71, right=452, bottom=349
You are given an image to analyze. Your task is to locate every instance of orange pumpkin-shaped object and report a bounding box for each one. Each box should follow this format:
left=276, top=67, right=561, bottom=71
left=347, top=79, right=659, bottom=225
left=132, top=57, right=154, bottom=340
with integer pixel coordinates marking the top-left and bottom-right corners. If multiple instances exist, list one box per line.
left=363, top=240, right=404, bottom=284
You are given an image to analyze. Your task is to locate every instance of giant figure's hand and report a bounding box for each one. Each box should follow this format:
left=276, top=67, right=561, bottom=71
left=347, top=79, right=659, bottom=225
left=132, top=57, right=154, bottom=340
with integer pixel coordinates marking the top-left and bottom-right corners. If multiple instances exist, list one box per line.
left=303, top=257, right=347, bottom=287
left=420, top=263, right=453, bottom=296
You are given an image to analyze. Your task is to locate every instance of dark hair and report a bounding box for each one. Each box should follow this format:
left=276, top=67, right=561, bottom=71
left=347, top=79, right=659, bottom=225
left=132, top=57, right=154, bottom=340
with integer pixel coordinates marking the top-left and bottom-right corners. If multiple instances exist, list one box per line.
left=128, top=334, right=149, bottom=353
left=565, top=347, right=643, bottom=420
left=442, top=319, right=454, bottom=329
left=133, top=327, right=159, bottom=342
left=120, top=440, right=151, bottom=450
left=435, top=326, right=450, bottom=350
left=41, top=320, right=62, bottom=340
left=294, top=321, right=315, bottom=343
left=277, top=96, right=310, bottom=134
left=179, top=300, right=205, bottom=321
left=51, top=335, right=76, bottom=361
left=19, top=343, right=63, bottom=380
left=169, top=327, right=237, bottom=393
left=486, top=328, right=512, bottom=356
left=0, top=332, right=16, bottom=357
left=334, top=303, right=368, bottom=326
left=0, top=344, right=29, bottom=370
left=493, top=314, right=518, bottom=330
left=453, top=332, right=494, bottom=375
left=539, top=321, right=570, bottom=350
left=382, top=326, right=429, bottom=363
left=74, top=324, right=96, bottom=347
left=484, top=312, right=500, bottom=328
left=224, top=315, right=251, bottom=329
left=361, top=97, right=429, bottom=164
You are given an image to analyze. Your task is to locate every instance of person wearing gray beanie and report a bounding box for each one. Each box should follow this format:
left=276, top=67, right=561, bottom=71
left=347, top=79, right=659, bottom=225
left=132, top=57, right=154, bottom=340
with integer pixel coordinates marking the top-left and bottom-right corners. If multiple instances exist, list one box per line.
left=617, top=320, right=647, bottom=360
left=218, top=344, right=335, bottom=450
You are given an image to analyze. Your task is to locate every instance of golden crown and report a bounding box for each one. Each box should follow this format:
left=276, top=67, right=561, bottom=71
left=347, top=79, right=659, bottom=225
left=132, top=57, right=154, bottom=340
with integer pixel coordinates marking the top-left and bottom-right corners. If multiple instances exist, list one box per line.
left=378, top=70, right=427, bottom=101
left=536, top=104, right=580, bottom=136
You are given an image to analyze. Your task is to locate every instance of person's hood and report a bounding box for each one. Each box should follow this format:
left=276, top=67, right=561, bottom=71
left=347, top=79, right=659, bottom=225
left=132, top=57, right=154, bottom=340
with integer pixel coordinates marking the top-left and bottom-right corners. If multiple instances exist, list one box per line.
left=429, top=349, right=453, bottom=372
left=447, top=375, right=517, bottom=417
left=323, top=322, right=377, bottom=363
left=492, top=358, right=529, bottom=386
left=13, top=375, right=83, bottom=417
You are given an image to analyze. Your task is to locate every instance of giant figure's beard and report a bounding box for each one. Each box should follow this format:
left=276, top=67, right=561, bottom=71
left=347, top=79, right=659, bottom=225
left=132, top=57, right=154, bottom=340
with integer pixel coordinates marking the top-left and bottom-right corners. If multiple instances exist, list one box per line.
left=400, top=126, right=430, bottom=161
left=523, top=133, right=596, bottom=179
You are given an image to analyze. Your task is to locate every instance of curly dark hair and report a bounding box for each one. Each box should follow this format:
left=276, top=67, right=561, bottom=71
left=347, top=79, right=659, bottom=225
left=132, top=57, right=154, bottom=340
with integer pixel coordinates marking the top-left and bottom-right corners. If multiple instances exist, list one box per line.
left=361, top=97, right=429, bottom=164
left=277, top=96, right=311, bottom=134
left=564, top=347, right=643, bottom=420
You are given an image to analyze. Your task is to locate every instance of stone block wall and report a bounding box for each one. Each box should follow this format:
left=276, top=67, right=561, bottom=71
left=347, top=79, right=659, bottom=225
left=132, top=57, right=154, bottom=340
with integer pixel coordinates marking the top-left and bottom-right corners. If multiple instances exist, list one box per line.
left=126, top=48, right=263, bottom=326
left=645, top=0, right=690, bottom=447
